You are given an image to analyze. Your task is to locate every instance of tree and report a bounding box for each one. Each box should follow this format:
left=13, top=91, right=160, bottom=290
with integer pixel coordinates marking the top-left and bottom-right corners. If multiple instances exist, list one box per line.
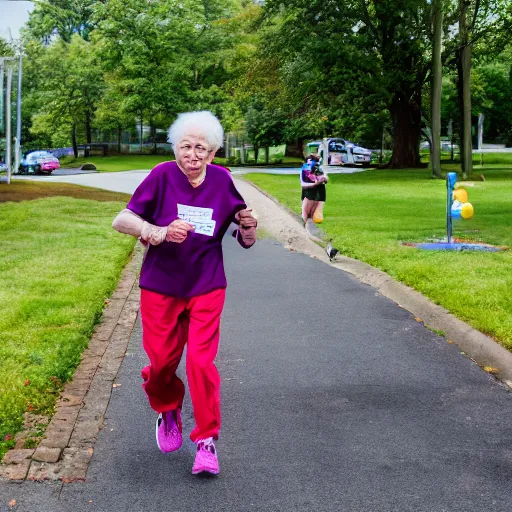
left=245, top=102, right=286, bottom=162
left=93, top=0, right=245, bottom=151
left=442, top=0, right=512, bottom=177
left=94, top=84, right=136, bottom=154
left=472, top=57, right=512, bottom=146
left=430, top=0, right=443, bottom=178
left=458, top=0, right=473, bottom=178
left=26, top=0, right=98, bottom=43
left=27, top=37, right=103, bottom=156
left=261, top=0, right=433, bottom=168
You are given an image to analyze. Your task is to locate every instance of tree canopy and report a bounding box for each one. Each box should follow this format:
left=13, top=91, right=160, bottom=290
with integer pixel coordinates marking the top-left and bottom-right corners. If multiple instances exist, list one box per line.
left=14, top=0, right=512, bottom=167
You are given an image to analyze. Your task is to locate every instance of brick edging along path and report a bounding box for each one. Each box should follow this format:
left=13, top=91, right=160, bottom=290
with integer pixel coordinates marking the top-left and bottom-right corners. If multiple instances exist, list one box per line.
left=0, top=246, right=143, bottom=482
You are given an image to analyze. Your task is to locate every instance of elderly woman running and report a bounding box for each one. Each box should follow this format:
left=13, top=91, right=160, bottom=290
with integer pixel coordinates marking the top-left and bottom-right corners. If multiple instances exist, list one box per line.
left=112, top=111, right=257, bottom=476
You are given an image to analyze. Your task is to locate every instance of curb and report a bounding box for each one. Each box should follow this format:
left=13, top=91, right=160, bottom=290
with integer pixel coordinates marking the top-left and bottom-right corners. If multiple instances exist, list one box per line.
left=238, top=178, right=512, bottom=391
left=0, top=246, right=143, bottom=482
left=331, top=257, right=512, bottom=389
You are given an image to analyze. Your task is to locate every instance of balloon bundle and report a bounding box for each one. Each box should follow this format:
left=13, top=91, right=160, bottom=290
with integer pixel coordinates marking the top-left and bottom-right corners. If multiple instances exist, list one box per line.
left=451, top=187, right=474, bottom=220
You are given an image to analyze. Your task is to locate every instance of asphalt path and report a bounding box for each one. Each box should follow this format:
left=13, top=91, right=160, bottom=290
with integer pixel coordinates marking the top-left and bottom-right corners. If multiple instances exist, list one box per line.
left=1, top=173, right=511, bottom=512
left=3, top=242, right=512, bottom=512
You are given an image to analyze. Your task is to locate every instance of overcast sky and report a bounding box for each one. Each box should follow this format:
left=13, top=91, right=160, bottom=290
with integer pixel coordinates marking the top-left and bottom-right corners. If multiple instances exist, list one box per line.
left=0, top=1, right=34, bottom=41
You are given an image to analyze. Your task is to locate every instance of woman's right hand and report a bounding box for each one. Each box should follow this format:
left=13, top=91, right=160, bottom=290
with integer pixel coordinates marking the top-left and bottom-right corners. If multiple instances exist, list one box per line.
left=166, top=219, right=195, bottom=243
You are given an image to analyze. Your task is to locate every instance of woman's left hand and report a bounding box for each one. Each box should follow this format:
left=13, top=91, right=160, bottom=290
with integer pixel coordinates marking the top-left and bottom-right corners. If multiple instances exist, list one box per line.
left=237, top=209, right=258, bottom=228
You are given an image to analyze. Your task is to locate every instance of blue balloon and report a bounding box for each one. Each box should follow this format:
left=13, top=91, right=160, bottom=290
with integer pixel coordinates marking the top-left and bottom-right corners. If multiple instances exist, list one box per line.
left=451, top=200, right=462, bottom=219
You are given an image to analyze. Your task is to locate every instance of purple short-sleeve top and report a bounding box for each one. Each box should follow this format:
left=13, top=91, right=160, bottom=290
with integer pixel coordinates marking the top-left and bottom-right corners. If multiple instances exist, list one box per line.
left=127, top=161, right=247, bottom=298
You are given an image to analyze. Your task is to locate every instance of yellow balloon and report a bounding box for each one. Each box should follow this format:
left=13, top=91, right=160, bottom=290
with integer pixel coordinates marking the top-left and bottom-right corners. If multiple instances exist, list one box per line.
left=453, top=188, right=468, bottom=203
left=460, top=202, right=474, bottom=219
left=313, top=212, right=324, bottom=223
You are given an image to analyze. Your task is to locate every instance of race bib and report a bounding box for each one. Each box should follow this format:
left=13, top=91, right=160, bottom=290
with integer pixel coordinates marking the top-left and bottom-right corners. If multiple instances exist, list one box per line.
left=177, top=204, right=216, bottom=237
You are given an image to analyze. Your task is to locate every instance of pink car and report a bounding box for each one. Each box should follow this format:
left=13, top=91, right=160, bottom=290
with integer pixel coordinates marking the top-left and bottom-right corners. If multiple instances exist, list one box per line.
left=19, top=151, right=60, bottom=175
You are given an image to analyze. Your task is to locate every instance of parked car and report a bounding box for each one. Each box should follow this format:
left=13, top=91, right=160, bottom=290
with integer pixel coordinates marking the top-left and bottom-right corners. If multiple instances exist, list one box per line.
left=0, top=162, right=7, bottom=173
left=305, top=138, right=372, bottom=167
left=19, top=151, right=60, bottom=175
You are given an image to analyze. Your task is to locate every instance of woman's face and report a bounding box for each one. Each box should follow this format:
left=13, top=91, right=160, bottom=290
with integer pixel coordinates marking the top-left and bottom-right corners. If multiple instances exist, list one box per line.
left=175, top=134, right=215, bottom=179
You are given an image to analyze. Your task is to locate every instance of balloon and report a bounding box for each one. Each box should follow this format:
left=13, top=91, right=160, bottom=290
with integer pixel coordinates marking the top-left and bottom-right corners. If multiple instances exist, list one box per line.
left=460, top=202, right=474, bottom=219
left=451, top=200, right=462, bottom=219
left=453, top=188, right=468, bottom=203
left=313, top=211, right=324, bottom=223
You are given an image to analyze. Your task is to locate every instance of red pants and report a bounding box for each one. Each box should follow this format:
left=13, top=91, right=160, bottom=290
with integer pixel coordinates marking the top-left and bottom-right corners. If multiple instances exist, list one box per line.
left=140, top=288, right=226, bottom=442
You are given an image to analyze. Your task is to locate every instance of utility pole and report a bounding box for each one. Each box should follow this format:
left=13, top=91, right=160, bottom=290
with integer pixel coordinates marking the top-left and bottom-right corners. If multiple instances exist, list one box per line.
left=6, top=66, right=13, bottom=184
left=1, top=56, right=21, bottom=184
left=0, top=62, right=4, bottom=134
left=14, top=53, right=23, bottom=175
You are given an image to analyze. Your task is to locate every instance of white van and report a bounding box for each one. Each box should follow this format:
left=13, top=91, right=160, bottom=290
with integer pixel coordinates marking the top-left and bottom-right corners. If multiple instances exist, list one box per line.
left=305, top=138, right=372, bottom=168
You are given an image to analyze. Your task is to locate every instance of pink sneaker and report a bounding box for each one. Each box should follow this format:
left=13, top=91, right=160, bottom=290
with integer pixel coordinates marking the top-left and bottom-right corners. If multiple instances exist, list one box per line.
left=192, top=438, right=219, bottom=475
left=155, top=409, right=182, bottom=453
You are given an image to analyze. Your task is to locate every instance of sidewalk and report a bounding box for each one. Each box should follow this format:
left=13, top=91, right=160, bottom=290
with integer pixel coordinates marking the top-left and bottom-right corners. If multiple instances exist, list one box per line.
left=1, top=177, right=511, bottom=511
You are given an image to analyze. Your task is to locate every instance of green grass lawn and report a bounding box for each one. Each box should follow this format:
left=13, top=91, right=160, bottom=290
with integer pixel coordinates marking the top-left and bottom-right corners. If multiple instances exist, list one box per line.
left=419, top=151, right=512, bottom=166
left=57, top=154, right=304, bottom=172
left=60, top=154, right=173, bottom=172
left=0, top=182, right=136, bottom=458
left=246, top=166, right=512, bottom=351
left=58, top=154, right=234, bottom=172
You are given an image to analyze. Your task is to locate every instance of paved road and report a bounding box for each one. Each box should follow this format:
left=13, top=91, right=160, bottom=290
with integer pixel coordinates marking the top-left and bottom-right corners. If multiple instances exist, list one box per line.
left=13, top=170, right=151, bottom=194
left=11, top=164, right=370, bottom=191
left=1, top=173, right=511, bottom=512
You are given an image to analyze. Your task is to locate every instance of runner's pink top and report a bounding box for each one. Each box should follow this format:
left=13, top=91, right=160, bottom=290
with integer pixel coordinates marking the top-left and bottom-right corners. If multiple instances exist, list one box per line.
left=127, top=161, right=247, bottom=298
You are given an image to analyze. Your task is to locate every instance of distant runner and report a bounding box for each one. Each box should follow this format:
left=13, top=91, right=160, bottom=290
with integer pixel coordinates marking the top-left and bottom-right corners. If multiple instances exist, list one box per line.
left=300, top=154, right=328, bottom=224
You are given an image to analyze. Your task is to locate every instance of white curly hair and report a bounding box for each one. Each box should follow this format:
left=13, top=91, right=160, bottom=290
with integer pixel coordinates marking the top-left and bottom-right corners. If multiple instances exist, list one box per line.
left=167, top=111, right=224, bottom=151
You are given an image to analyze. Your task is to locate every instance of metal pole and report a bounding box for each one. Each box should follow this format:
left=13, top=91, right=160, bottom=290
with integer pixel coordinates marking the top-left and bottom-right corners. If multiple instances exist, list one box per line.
left=478, top=113, right=484, bottom=167
left=14, top=53, right=22, bottom=174
left=0, top=62, right=4, bottom=134
left=446, top=172, right=456, bottom=244
left=6, top=67, right=13, bottom=184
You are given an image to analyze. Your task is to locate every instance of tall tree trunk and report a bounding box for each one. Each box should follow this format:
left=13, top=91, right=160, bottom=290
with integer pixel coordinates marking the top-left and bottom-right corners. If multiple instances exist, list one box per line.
left=285, top=138, right=304, bottom=158
left=150, top=118, right=157, bottom=155
left=388, top=89, right=422, bottom=168
left=117, top=125, right=122, bottom=155
left=379, top=128, right=385, bottom=164
left=139, top=113, right=143, bottom=154
left=84, top=111, right=92, bottom=158
left=430, top=0, right=443, bottom=178
left=72, top=124, right=78, bottom=159
left=225, top=132, right=230, bottom=162
left=240, top=142, right=246, bottom=164
left=459, top=0, right=473, bottom=179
